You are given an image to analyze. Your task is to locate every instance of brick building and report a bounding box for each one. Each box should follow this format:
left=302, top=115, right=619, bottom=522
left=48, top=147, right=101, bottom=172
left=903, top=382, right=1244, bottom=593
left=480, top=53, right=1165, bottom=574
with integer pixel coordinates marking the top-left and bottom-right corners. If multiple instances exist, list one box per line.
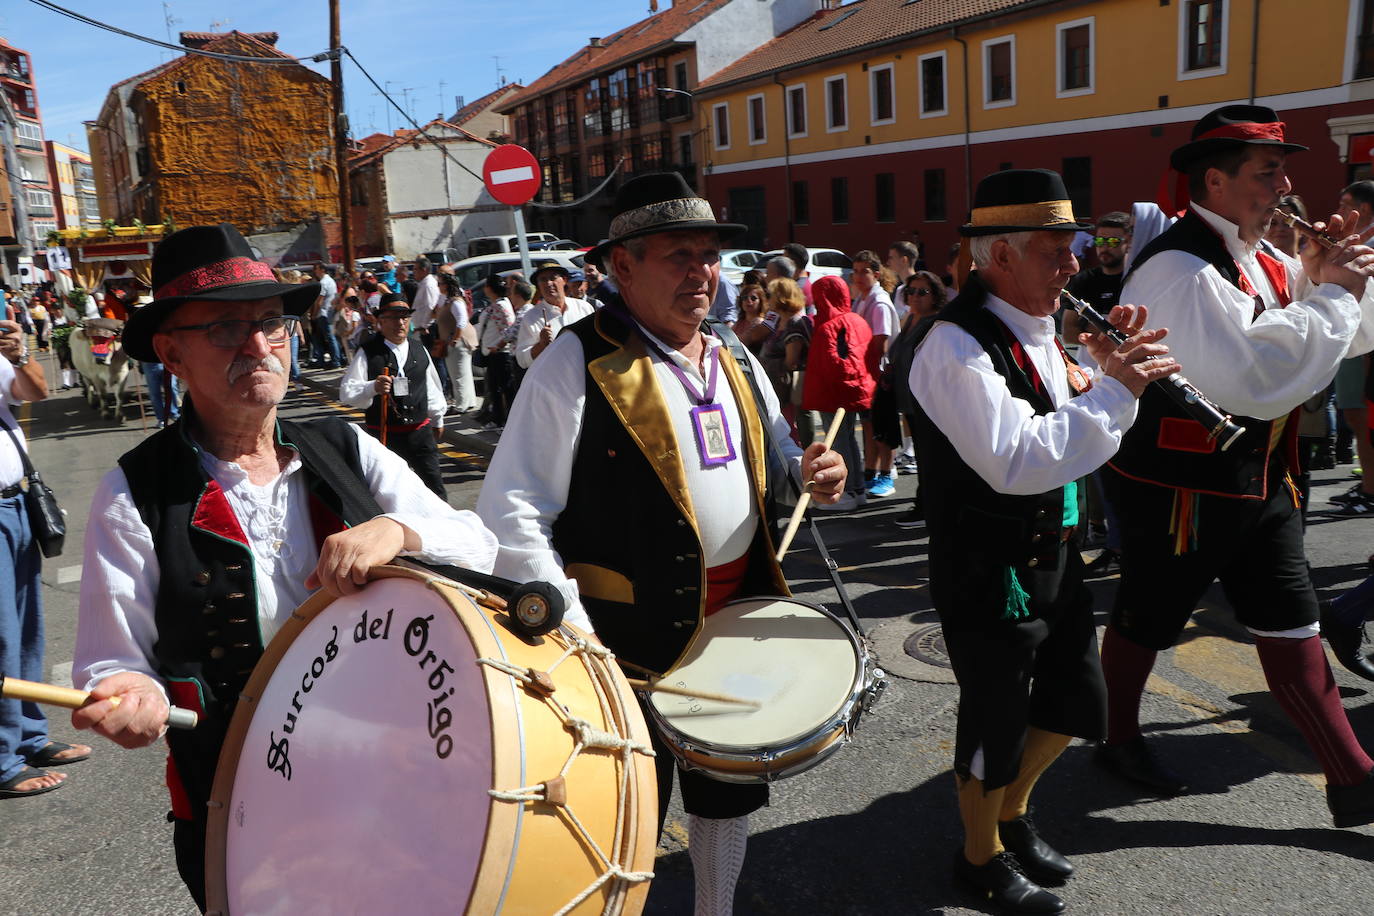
left=88, top=31, right=337, bottom=252
left=1, top=36, right=56, bottom=256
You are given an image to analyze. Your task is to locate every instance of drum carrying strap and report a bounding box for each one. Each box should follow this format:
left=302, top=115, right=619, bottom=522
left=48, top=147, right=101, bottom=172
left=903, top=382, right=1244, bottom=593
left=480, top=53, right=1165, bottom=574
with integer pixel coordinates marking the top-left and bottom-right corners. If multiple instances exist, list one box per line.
left=286, top=421, right=521, bottom=599
left=704, top=319, right=866, bottom=638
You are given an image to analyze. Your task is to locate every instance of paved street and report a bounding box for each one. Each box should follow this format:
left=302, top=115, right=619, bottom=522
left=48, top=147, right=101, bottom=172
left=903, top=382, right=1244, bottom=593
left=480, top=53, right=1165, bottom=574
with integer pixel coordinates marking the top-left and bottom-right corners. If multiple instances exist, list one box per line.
left=3, top=360, right=1373, bottom=915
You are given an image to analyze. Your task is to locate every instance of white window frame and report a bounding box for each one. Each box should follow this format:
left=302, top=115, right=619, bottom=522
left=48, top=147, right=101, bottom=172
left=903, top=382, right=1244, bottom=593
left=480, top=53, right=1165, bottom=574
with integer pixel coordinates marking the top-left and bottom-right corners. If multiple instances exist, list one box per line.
left=1342, top=0, right=1370, bottom=83
left=982, top=35, right=1017, bottom=109
left=786, top=83, right=808, bottom=138
left=918, top=50, right=948, bottom=118
left=746, top=93, right=767, bottom=145
left=15, top=120, right=42, bottom=142
left=712, top=101, right=730, bottom=151
left=869, top=62, right=896, bottom=126
left=825, top=74, right=848, bottom=133
left=1056, top=17, right=1096, bottom=98
left=1177, top=0, right=1230, bottom=81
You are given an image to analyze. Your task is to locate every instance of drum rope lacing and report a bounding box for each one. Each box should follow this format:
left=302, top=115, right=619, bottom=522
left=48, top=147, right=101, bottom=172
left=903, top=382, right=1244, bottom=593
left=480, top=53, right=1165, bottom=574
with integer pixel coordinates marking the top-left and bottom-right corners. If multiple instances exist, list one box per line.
left=479, top=632, right=655, bottom=916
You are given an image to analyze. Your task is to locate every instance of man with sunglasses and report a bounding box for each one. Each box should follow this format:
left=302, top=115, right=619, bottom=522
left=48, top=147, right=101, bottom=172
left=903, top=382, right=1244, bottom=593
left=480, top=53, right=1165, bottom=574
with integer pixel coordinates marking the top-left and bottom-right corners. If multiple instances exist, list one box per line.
left=69, top=224, right=497, bottom=908
left=1065, top=213, right=1130, bottom=319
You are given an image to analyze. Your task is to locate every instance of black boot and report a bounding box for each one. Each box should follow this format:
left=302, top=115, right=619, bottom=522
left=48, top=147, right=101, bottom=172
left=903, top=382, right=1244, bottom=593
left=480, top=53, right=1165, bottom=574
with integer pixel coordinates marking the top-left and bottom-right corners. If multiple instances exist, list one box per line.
left=954, top=851, right=1065, bottom=914
left=1328, top=766, right=1374, bottom=828
left=1320, top=600, right=1374, bottom=682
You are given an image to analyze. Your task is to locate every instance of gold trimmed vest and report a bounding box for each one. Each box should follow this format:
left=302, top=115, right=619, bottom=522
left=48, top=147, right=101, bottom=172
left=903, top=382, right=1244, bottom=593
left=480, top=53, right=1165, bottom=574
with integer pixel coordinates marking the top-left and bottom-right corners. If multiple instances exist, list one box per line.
left=551, top=308, right=788, bottom=676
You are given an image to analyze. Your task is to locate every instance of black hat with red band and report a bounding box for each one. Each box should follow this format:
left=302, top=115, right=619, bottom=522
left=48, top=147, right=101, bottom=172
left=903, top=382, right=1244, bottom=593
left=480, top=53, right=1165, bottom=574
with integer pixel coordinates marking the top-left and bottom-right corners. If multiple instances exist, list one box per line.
left=1170, top=104, right=1307, bottom=171
left=122, top=222, right=320, bottom=361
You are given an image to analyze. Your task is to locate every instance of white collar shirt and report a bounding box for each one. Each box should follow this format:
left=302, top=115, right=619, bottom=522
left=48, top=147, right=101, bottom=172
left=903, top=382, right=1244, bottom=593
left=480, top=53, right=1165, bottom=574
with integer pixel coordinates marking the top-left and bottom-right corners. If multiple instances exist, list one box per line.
left=411, top=273, right=440, bottom=328
left=0, top=359, right=24, bottom=489
left=513, top=297, right=596, bottom=369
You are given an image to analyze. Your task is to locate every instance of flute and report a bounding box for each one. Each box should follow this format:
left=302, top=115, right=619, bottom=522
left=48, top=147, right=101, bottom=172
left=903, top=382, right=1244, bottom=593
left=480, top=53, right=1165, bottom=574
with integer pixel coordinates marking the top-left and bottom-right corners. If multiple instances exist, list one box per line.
left=1270, top=208, right=1338, bottom=250
left=1060, top=290, right=1246, bottom=452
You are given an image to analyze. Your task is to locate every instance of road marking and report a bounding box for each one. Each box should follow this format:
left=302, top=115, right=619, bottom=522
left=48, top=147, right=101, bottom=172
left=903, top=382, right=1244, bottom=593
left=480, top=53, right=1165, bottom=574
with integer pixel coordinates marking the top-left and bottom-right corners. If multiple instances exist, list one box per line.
left=49, top=662, right=73, bottom=688
left=56, top=565, right=82, bottom=585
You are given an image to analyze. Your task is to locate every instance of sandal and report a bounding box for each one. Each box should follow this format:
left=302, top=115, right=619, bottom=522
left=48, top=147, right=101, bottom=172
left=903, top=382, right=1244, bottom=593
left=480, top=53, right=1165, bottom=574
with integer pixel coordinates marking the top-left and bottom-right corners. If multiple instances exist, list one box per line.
left=0, top=766, right=65, bottom=799
left=27, top=740, right=91, bottom=768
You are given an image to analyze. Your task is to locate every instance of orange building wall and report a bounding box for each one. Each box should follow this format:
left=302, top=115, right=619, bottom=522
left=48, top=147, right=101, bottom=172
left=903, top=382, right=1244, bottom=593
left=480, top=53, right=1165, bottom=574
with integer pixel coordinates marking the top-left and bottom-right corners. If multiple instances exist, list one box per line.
left=133, top=44, right=336, bottom=232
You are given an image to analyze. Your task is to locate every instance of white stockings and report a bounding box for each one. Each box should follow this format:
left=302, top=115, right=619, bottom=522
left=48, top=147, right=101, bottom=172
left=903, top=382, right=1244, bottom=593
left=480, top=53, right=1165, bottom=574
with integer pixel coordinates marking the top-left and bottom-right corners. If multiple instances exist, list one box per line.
left=688, top=814, right=749, bottom=916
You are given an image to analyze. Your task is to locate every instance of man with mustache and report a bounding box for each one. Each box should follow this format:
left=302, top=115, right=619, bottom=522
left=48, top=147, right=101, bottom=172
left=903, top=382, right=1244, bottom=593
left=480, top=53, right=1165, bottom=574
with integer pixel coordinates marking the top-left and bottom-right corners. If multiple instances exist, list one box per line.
left=1096, top=105, right=1374, bottom=829
left=68, top=224, right=498, bottom=910
left=477, top=172, right=847, bottom=916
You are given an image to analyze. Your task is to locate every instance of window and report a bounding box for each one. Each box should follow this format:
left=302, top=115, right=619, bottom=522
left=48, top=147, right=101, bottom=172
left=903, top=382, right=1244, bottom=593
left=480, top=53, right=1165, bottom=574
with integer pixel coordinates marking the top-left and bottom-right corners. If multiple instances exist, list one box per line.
left=875, top=173, right=895, bottom=223
left=1057, top=18, right=1094, bottom=96
left=1180, top=0, right=1228, bottom=77
left=983, top=36, right=1016, bottom=107
left=792, top=180, right=810, bottom=226
left=713, top=102, right=730, bottom=150
left=1358, top=0, right=1374, bottom=79
left=924, top=169, right=946, bottom=222
left=870, top=63, right=895, bottom=125
left=786, top=84, right=807, bottom=138
left=825, top=75, right=847, bottom=132
left=919, top=51, right=947, bottom=117
left=831, top=176, right=849, bottom=224
left=26, top=188, right=53, bottom=209
left=1062, top=156, right=1092, bottom=221
left=747, top=93, right=766, bottom=145
left=678, top=132, right=694, bottom=166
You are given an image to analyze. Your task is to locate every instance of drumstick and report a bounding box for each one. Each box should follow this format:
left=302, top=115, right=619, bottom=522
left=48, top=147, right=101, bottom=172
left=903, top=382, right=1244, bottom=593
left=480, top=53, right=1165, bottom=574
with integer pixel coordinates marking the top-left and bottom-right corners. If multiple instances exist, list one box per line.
left=626, top=678, right=761, bottom=709
left=0, top=675, right=199, bottom=730
left=775, top=407, right=847, bottom=562
left=379, top=367, right=390, bottom=446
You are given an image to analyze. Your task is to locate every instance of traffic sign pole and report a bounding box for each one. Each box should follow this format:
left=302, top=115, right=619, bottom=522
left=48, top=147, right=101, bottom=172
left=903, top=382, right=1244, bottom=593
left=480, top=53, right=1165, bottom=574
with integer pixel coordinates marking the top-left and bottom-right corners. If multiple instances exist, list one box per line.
left=511, top=207, right=533, bottom=280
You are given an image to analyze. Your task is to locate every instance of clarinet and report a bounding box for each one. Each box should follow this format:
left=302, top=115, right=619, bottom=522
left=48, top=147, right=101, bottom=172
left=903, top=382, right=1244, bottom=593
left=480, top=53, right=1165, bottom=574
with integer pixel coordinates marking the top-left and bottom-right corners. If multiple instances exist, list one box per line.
left=1060, top=290, right=1246, bottom=452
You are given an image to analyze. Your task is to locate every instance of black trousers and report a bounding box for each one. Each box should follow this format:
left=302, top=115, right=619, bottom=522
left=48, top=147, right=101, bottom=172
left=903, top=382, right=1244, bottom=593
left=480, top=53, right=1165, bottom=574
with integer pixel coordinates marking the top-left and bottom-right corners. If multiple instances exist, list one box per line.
left=1105, top=465, right=1318, bottom=650
left=373, top=426, right=446, bottom=499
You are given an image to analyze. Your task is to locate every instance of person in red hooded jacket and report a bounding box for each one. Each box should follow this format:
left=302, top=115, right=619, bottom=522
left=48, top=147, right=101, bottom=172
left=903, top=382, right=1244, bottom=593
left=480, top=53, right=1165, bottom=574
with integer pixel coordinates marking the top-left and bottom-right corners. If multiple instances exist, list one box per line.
left=802, top=275, right=875, bottom=511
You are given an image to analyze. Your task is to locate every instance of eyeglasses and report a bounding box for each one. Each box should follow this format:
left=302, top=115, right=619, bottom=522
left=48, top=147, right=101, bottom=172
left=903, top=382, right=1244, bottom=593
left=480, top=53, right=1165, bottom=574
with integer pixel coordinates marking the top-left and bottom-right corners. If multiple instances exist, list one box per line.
left=908, top=287, right=932, bottom=296
left=1092, top=236, right=1125, bottom=248
left=165, top=315, right=299, bottom=348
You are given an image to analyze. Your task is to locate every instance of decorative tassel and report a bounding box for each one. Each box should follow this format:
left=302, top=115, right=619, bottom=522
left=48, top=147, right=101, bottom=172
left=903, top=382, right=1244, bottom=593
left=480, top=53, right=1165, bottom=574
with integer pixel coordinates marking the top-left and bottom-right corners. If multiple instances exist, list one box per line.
left=1002, top=566, right=1031, bottom=620
left=1169, top=488, right=1200, bottom=556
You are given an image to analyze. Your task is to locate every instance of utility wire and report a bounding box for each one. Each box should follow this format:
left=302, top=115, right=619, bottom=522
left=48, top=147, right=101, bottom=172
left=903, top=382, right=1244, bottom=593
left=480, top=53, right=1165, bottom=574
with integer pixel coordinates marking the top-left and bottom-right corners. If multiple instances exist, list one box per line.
left=341, top=47, right=624, bottom=211
left=25, top=0, right=335, bottom=65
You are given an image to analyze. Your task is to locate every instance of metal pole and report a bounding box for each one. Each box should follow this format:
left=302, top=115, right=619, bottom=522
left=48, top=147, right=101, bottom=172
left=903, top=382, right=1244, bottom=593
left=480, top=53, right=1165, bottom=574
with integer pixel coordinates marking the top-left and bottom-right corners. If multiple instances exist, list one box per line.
left=511, top=207, right=533, bottom=279
left=330, top=0, right=354, bottom=272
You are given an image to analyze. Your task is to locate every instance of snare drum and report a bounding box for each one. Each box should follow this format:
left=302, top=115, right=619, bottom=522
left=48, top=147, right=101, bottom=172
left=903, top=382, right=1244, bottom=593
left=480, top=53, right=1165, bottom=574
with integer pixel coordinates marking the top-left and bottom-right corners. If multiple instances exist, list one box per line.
left=644, top=597, right=885, bottom=784
left=205, top=565, right=658, bottom=915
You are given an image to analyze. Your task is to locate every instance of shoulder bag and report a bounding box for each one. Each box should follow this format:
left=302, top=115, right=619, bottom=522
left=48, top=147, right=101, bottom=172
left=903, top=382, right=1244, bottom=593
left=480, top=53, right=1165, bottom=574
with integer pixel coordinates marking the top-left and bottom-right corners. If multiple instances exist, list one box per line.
left=2, top=421, right=65, bottom=558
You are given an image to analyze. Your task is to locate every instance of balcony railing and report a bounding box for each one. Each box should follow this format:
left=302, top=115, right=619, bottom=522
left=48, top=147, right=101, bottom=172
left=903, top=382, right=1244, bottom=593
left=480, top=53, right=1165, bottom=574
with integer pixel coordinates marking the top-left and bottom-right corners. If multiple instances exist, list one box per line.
left=16, top=136, right=42, bottom=151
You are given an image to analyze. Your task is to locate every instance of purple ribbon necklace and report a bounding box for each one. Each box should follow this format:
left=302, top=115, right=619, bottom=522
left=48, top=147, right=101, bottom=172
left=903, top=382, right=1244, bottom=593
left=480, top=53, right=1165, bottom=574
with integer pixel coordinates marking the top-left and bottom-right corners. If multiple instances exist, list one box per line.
left=639, top=330, right=738, bottom=468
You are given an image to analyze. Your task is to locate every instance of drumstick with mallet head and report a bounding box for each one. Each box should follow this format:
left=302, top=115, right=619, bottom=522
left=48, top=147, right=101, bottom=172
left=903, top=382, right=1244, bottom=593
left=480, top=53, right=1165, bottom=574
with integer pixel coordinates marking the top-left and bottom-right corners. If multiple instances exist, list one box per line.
left=775, top=407, right=847, bottom=563
left=0, top=675, right=199, bottom=729
left=379, top=367, right=390, bottom=446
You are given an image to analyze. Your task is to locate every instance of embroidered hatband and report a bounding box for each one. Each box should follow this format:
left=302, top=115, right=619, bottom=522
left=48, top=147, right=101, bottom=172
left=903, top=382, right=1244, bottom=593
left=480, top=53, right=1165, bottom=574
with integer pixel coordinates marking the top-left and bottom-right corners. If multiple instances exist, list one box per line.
left=155, top=257, right=277, bottom=300
left=608, top=197, right=718, bottom=240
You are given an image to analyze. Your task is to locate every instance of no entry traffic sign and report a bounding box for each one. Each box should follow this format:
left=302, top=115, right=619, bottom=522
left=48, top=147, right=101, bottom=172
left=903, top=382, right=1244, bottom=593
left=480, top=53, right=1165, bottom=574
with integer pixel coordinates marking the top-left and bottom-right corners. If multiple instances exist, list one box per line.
left=483, top=144, right=542, bottom=206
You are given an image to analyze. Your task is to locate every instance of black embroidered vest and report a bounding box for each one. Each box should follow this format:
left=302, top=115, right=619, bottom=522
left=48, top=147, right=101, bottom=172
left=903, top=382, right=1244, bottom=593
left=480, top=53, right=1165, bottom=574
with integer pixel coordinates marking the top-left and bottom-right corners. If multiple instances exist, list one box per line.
left=361, top=334, right=429, bottom=427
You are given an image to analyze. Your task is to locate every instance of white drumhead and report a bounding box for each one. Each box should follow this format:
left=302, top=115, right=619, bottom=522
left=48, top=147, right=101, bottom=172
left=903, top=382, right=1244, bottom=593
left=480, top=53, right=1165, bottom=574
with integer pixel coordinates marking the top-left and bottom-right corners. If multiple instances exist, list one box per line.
left=649, top=598, right=859, bottom=748
left=223, top=578, right=493, bottom=914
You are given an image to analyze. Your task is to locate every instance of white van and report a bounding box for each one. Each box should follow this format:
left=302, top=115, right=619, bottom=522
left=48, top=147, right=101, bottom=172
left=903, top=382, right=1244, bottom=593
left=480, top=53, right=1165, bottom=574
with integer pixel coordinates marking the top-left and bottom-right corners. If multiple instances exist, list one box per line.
left=465, top=233, right=560, bottom=258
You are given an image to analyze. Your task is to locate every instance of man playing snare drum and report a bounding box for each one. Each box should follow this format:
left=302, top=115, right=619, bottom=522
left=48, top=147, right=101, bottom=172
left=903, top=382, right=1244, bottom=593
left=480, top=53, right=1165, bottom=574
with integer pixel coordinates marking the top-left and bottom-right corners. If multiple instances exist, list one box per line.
left=477, top=171, right=847, bottom=916
left=69, top=224, right=498, bottom=911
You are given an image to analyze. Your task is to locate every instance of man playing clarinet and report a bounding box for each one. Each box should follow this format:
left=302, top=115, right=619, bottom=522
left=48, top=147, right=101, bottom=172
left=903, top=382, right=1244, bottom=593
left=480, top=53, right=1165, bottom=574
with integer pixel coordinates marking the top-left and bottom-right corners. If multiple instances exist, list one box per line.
left=1095, top=105, right=1374, bottom=829
left=909, top=169, right=1179, bottom=914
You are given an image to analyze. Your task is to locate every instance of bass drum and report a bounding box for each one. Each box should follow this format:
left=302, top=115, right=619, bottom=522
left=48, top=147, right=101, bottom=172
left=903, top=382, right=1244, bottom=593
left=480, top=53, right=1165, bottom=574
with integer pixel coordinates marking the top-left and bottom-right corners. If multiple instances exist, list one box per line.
left=204, top=565, right=657, bottom=915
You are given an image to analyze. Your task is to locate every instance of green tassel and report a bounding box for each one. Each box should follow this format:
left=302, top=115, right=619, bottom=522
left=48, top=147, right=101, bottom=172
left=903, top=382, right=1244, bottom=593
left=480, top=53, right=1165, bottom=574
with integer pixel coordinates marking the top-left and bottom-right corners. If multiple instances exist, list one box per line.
left=1002, top=566, right=1031, bottom=620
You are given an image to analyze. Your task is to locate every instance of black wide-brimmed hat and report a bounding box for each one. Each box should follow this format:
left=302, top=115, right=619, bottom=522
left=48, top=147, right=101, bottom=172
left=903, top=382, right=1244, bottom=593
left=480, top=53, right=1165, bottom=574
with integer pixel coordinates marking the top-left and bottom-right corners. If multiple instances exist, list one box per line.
left=375, top=292, right=413, bottom=315
left=123, top=222, right=320, bottom=361
left=960, top=169, right=1093, bottom=237
left=587, top=171, right=746, bottom=268
left=530, top=259, right=570, bottom=282
left=1170, top=104, right=1307, bottom=171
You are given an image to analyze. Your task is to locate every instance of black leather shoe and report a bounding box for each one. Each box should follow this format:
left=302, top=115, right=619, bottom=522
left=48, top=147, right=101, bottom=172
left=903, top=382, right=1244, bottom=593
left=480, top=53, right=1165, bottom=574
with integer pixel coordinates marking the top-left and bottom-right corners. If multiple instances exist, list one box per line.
left=1320, top=600, right=1374, bottom=683
left=1328, top=766, right=1374, bottom=828
left=1083, top=548, right=1119, bottom=578
left=954, top=851, right=1065, bottom=914
left=999, top=814, right=1074, bottom=885
left=1094, top=736, right=1189, bottom=796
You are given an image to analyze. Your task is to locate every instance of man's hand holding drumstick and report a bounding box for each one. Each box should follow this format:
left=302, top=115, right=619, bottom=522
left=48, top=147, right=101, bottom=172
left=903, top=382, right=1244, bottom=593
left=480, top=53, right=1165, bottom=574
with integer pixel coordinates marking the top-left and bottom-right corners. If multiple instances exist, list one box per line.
left=72, top=671, right=173, bottom=749
left=800, top=438, right=847, bottom=505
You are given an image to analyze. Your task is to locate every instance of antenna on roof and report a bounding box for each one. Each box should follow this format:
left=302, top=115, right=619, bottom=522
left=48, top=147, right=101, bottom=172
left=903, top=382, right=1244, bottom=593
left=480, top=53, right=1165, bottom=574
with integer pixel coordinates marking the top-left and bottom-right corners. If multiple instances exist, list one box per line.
left=494, top=55, right=506, bottom=87
left=209, top=18, right=231, bottom=31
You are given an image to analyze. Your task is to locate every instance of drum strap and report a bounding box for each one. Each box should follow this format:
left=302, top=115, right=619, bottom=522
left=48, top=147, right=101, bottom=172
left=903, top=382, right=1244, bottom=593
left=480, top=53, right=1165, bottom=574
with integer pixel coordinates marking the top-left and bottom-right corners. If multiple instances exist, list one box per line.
left=705, top=319, right=866, bottom=638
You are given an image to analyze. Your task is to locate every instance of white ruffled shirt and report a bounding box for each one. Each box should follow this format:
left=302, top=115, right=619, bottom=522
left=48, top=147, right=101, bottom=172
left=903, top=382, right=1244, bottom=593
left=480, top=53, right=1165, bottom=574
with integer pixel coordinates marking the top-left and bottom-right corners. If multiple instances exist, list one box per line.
left=74, top=423, right=497, bottom=693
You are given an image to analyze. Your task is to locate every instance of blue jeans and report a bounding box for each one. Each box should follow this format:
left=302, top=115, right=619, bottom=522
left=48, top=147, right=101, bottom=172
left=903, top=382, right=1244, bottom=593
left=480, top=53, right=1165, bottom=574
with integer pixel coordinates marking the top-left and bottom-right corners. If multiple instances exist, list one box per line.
left=0, top=494, right=47, bottom=782
left=289, top=335, right=301, bottom=381
left=142, top=362, right=180, bottom=424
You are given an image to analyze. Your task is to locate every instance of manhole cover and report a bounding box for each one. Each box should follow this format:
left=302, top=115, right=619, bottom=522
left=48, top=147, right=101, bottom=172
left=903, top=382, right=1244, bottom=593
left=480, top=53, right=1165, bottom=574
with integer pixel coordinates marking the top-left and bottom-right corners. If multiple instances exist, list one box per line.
left=903, top=623, right=951, bottom=668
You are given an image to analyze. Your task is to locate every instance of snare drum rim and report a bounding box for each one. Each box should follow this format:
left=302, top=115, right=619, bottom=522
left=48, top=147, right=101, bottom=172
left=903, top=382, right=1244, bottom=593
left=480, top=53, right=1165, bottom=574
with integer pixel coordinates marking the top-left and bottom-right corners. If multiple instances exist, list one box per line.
left=203, top=565, right=518, bottom=915
left=644, top=595, right=872, bottom=783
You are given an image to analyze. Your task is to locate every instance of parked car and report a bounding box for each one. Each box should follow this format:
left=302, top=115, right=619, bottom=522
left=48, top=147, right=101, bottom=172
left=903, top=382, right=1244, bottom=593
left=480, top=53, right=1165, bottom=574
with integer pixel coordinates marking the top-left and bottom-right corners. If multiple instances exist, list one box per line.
left=763, top=247, right=853, bottom=281
left=528, top=239, right=582, bottom=251
left=454, top=251, right=586, bottom=309
left=719, top=249, right=766, bottom=284
left=423, top=247, right=462, bottom=265
left=465, top=233, right=560, bottom=258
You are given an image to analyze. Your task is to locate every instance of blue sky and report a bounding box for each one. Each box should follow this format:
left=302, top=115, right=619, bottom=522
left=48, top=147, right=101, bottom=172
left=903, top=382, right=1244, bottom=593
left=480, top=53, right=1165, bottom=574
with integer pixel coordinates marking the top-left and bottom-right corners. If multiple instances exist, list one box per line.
left=3, top=0, right=657, bottom=150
